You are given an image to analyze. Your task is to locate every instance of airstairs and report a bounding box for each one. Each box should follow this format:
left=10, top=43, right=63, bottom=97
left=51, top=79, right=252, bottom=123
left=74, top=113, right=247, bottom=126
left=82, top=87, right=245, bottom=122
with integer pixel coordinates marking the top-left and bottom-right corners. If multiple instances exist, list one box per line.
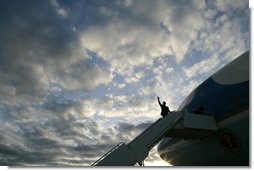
left=92, top=111, right=218, bottom=166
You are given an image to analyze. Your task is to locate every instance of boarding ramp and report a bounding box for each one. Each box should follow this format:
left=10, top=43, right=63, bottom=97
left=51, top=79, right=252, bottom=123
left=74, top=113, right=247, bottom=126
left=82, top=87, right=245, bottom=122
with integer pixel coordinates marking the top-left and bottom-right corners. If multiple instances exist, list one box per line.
left=92, top=111, right=218, bottom=166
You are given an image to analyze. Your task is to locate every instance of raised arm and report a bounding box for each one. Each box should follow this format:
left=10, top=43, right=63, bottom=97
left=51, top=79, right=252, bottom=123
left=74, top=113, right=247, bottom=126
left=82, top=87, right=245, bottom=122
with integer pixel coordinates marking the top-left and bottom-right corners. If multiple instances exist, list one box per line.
left=157, top=96, right=162, bottom=106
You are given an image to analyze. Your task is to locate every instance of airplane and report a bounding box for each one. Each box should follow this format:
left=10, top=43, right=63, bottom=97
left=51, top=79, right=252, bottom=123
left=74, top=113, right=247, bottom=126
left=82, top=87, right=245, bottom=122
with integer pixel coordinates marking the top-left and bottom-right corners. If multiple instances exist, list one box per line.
left=157, top=51, right=249, bottom=166
left=92, top=51, right=249, bottom=166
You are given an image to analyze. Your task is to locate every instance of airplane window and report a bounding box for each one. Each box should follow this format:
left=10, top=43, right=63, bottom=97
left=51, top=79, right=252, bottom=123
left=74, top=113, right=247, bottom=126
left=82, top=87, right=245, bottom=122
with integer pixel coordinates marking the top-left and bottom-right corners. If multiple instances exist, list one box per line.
left=193, top=106, right=204, bottom=114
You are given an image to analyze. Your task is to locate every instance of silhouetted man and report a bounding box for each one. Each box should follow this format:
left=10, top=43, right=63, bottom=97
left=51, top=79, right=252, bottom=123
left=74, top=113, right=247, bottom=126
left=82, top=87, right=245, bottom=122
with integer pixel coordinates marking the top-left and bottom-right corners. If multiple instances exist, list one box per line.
left=157, top=96, right=170, bottom=117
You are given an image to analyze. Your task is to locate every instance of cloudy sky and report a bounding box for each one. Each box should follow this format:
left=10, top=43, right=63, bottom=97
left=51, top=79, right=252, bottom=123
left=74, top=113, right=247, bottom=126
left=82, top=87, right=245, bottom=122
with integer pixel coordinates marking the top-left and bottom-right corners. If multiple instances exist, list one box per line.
left=0, top=0, right=249, bottom=166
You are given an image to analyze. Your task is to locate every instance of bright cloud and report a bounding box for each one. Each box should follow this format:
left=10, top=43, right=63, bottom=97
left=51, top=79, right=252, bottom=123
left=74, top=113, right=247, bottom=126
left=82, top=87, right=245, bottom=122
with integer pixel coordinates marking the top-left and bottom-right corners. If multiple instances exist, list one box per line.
left=184, top=54, right=220, bottom=79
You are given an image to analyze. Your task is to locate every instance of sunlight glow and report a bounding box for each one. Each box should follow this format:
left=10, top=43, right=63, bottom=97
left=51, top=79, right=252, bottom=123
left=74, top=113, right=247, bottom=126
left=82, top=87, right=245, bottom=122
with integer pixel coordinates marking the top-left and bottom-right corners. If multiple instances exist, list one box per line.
left=145, top=160, right=172, bottom=166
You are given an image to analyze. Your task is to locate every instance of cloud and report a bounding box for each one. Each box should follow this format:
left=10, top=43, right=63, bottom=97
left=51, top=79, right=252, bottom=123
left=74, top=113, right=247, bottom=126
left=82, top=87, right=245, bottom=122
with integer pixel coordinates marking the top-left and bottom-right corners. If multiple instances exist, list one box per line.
left=215, top=0, right=248, bottom=12
left=0, top=103, right=101, bottom=166
left=80, top=0, right=187, bottom=75
left=113, top=121, right=153, bottom=142
left=123, top=70, right=145, bottom=84
left=50, top=0, right=68, bottom=17
left=0, top=0, right=114, bottom=97
left=113, top=82, right=126, bottom=89
left=58, top=61, right=113, bottom=90
left=0, top=0, right=249, bottom=167
left=183, top=54, right=220, bottom=79
left=161, top=0, right=205, bottom=62
left=0, top=0, right=79, bottom=96
left=0, top=101, right=157, bottom=166
left=192, top=1, right=249, bottom=58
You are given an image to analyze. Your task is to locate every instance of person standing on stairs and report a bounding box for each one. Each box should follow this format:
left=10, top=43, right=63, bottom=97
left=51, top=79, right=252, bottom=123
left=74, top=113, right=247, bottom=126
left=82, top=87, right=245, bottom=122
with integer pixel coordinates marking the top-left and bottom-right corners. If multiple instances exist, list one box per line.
left=157, top=96, right=170, bottom=117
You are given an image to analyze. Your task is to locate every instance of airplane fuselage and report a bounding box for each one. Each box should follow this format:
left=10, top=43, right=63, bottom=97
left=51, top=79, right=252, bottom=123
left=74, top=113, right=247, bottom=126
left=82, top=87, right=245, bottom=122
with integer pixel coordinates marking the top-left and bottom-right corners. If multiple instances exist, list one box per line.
left=157, top=51, right=249, bottom=166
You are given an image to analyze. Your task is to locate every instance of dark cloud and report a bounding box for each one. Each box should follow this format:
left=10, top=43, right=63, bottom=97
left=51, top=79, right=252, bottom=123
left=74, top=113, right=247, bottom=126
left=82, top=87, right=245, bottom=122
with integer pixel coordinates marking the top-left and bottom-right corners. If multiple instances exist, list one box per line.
left=113, top=121, right=153, bottom=143
left=0, top=102, right=154, bottom=166
left=0, top=0, right=113, bottom=97
left=0, top=0, right=115, bottom=164
left=116, top=121, right=152, bottom=133
left=43, top=92, right=82, bottom=114
left=0, top=144, right=55, bottom=166
left=57, top=60, right=112, bottom=90
left=0, top=0, right=79, bottom=96
left=0, top=110, right=97, bottom=166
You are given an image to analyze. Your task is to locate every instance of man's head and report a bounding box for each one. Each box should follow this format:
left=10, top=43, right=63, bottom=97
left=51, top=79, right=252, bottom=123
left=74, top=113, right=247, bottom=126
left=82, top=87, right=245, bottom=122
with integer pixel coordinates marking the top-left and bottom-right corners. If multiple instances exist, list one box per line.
left=163, top=101, right=166, bottom=105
